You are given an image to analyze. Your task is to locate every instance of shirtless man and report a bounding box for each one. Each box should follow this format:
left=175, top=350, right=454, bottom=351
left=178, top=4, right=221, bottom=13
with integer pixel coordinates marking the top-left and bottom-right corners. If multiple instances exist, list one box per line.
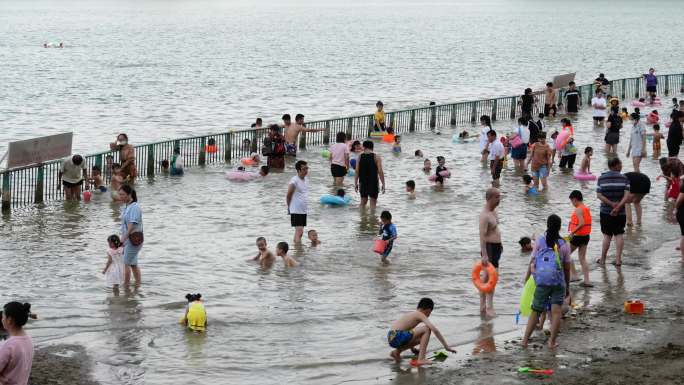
left=544, top=82, right=557, bottom=117
left=479, top=188, right=502, bottom=317
left=283, top=114, right=324, bottom=157
left=252, top=237, right=275, bottom=268
left=386, top=298, right=456, bottom=366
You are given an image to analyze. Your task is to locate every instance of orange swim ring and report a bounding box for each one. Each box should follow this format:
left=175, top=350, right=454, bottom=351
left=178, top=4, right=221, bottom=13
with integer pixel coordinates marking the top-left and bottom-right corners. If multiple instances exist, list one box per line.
left=206, top=144, right=217, bottom=154
left=471, top=261, right=498, bottom=293
left=241, top=158, right=256, bottom=166
left=382, top=134, right=395, bottom=143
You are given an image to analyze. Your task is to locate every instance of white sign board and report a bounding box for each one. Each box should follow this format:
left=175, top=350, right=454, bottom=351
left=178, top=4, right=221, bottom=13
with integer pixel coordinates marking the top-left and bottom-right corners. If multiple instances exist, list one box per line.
left=551, top=73, right=576, bottom=88
left=6, top=132, right=73, bottom=169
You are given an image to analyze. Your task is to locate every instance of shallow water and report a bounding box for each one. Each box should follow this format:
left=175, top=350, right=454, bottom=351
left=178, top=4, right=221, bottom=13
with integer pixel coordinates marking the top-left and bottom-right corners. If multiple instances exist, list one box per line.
left=2, top=102, right=683, bottom=384
left=1, top=0, right=683, bottom=156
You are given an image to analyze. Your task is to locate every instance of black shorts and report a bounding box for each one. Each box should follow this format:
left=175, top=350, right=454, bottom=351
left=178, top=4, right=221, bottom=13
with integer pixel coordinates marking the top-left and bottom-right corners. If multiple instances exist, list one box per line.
left=331, top=164, right=347, bottom=178
left=485, top=242, right=503, bottom=268
left=677, top=209, right=684, bottom=236
left=360, top=183, right=379, bottom=200
left=570, top=235, right=590, bottom=247
left=62, top=179, right=83, bottom=188
left=490, top=160, right=502, bottom=180
left=646, top=85, right=657, bottom=93
left=567, top=104, right=579, bottom=113
left=593, top=116, right=605, bottom=121
left=290, top=213, right=307, bottom=227
left=600, top=213, right=626, bottom=236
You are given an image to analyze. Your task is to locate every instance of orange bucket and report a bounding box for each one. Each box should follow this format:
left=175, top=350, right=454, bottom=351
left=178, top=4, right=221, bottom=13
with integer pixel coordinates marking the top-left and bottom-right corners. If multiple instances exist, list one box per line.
left=373, top=239, right=388, bottom=254
left=624, top=300, right=644, bottom=315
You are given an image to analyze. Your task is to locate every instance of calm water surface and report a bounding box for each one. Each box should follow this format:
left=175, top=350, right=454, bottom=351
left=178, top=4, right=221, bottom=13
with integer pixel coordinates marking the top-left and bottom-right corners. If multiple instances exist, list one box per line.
left=1, top=1, right=683, bottom=384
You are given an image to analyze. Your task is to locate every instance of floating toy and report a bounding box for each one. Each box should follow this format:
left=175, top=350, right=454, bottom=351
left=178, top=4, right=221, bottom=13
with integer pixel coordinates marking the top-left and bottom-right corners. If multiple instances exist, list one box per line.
left=241, top=158, right=257, bottom=166
left=518, top=367, right=554, bottom=375
left=428, top=170, right=451, bottom=182
left=471, top=261, right=498, bottom=293
left=382, top=134, right=395, bottom=143
left=373, top=239, right=388, bottom=254
left=519, top=276, right=536, bottom=317
left=319, top=194, right=351, bottom=206
left=321, top=149, right=331, bottom=159
left=624, top=300, right=644, bottom=315
left=225, top=170, right=258, bottom=182
left=430, top=351, right=448, bottom=361
left=205, top=144, right=218, bottom=154
left=574, top=171, right=597, bottom=181
left=83, top=190, right=92, bottom=202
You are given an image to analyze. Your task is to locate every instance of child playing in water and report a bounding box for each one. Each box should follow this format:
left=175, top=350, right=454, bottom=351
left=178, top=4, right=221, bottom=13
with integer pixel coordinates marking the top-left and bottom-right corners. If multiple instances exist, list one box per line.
left=414, top=150, right=423, bottom=158
left=579, top=147, right=593, bottom=174
left=180, top=293, right=206, bottom=332
left=374, top=101, right=386, bottom=131
left=522, top=174, right=538, bottom=195
left=102, top=235, right=125, bottom=290
left=252, top=237, right=275, bottom=268
left=110, top=164, right=124, bottom=202
left=308, top=230, right=321, bottom=247
left=378, top=211, right=397, bottom=264
left=620, top=107, right=630, bottom=121
left=526, top=132, right=552, bottom=191
left=458, top=130, right=470, bottom=138
left=392, top=136, right=402, bottom=153
left=652, top=124, right=663, bottom=158
left=518, top=237, right=533, bottom=253
left=422, top=159, right=432, bottom=174
left=405, top=180, right=416, bottom=199
left=387, top=298, right=456, bottom=366
left=434, top=156, right=450, bottom=185
left=549, top=130, right=559, bottom=164
left=88, top=165, right=107, bottom=193
left=276, top=242, right=298, bottom=267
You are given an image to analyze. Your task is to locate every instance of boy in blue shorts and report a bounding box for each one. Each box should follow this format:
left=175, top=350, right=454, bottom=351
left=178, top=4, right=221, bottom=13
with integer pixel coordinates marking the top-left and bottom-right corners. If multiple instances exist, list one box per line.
left=379, top=211, right=397, bottom=264
left=387, top=298, right=456, bottom=366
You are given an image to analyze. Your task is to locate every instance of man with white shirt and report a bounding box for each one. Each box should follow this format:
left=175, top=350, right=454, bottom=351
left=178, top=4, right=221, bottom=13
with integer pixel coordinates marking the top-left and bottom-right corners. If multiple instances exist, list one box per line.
left=286, top=160, right=309, bottom=244
left=592, top=89, right=607, bottom=128
left=486, top=130, right=504, bottom=185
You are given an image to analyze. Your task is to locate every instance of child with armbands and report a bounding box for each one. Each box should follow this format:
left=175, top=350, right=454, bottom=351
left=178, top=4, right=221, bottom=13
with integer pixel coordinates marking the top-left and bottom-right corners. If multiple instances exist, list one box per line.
left=180, top=293, right=206, bottom=332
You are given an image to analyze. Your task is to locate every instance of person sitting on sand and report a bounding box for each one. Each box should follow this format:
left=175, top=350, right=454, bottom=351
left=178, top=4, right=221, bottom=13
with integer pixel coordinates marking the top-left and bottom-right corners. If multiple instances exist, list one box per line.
left=308, top=230, right=321, bottom=247
left=522, top=214, right=572, bottom=349
left=387, top=297, right=456, bottom=366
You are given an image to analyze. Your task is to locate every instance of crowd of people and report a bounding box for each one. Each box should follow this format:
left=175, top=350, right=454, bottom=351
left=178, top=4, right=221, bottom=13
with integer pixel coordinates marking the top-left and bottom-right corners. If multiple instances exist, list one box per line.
left=5, top=70, right=684, bottom=384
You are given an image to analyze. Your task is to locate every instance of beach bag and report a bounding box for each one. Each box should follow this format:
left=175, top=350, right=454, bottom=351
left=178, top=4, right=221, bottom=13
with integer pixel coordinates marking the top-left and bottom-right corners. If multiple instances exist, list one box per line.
left=533, top=236, right=564, bottom=286
left=129, top=231, right=144, bottom=247
left=510, top=134, right=524, bottom=149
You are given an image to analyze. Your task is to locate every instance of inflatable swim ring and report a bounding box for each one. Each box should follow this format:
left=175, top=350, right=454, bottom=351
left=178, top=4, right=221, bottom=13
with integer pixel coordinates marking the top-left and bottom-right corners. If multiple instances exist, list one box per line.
left=646, top=113, right=659, bottom=125
left=472, top=261, right=498, bottom=293
left=555, top=130, right=572, bottom=151
left=241, top=158, right=257, bottom=166
left=519, top=276, right=536, bottom=317
left=225, top=170, right=258, bottom=182
left=574, top=171, right=597, bottom=181
left=205, top=144, right=217, bottom=154
left=382, top=134, right=395, bottom=143
left=452, top=135, right=475, bottom=143
left=319, top=195, right=351, bottom=206
left=631, top=100, right=646, bottom=107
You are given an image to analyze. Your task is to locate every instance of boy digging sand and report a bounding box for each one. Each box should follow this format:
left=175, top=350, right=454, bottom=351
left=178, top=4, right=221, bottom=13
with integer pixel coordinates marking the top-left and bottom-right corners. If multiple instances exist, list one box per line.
left=387, top=298, right=456, bottom=366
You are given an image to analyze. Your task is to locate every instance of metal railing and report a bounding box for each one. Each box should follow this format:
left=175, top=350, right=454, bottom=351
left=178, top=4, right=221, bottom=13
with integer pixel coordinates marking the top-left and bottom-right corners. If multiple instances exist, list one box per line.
left=3, top=73, right=683, bottom=211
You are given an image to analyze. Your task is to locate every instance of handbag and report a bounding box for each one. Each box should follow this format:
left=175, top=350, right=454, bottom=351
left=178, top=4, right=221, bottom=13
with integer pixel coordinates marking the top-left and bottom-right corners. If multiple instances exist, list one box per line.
left=129, top=231, right=144, bottom=247
left=510, top=128, right=524, bottom=148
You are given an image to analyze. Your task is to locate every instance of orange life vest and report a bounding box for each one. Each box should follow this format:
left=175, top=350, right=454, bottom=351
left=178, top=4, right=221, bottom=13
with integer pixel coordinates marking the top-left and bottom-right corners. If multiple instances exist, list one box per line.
left=569, top=204, right=592, bottom=236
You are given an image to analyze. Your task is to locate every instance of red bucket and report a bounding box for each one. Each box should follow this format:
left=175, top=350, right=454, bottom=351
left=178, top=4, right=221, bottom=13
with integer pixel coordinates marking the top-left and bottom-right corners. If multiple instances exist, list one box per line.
left=373, top=239, right=388, bottom=254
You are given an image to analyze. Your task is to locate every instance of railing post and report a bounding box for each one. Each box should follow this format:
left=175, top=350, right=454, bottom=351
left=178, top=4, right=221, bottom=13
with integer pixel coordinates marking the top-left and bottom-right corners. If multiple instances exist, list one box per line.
left=346, top=117, right=353, bottom=139
left=586, top=85, right=592, bottom=105
left=198, top=138, right=206, bottom=166
left=635, top=78, right=640, bottom=98
left=225, top=132, right=232, bottom=163
left=621, top=79, right=626, bottom=99
left=410, top=110, right=416, bottom=132
left=147, top=145, right=155, bottom=177
left=491, top=99, right=497, bottom=121
left=323, top=121, right=331, bottom=145
left=1, top=171, right=10, bottom=212
left=429, top=102, right=436, bottom=129
left=34, top=164, right=44, bottom=204
left=665, top=76, right=670, bottom=96
left=449, top=104, right=456, bottom=125
left=367, top=115, right=373, bottom=137
left=510, top=97, right=516, bottom=119
left=470, top=102, right=477, bottom=123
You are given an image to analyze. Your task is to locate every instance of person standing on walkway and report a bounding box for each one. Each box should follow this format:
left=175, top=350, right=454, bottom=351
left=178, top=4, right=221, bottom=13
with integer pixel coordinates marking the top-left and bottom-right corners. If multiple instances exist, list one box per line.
left=286, top=160, right=309, bottom=244
left=110, top=134, right=136, bottom=183
left=643, top=68, right=658, bottom=103
left=596, top=158, right=631, bottom=266
left=568, top=190, right=593, bottom=287
left=59, top=154, right=87, bottom=201
left=329, top=132, right=349, bottom=186
left=355, top=141, right=385, bottom=209
left=479, top=187, right=502, bottom=317
left=119, top=185, right=143, bottom=286
left=667, top=110, right=683, bottom=157
left=626, top=112, right=646, bottom=173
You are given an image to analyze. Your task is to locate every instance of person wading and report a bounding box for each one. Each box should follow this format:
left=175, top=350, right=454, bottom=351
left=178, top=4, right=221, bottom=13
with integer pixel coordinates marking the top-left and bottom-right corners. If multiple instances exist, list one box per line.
left=355, top=140, right=385, bottom=209
left=119, top=185, right=143, bottom=285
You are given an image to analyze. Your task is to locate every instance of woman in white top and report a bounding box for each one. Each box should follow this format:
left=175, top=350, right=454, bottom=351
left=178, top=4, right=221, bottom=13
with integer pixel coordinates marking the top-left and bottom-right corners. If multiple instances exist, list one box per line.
left=329, top=132, right=350, bottom=186
left=591, top=89, right=607, bottom=128
left=626, top=112, right=646, bottom=173
left=479, top=115, right=493, bottom=162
